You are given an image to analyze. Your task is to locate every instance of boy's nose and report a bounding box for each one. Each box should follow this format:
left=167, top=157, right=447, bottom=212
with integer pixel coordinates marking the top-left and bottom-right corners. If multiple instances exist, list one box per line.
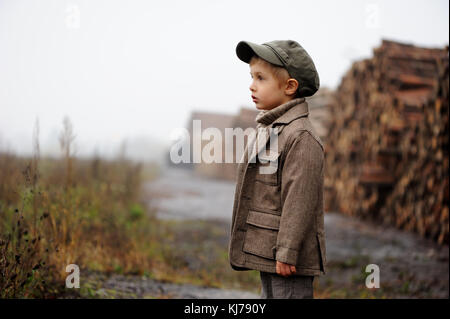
left=249, top=82, right=256, bottom=92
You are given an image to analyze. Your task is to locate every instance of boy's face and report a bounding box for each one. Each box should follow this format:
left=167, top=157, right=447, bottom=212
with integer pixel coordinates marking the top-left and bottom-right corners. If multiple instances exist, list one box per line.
left=249, top=58, right=290, bottom=111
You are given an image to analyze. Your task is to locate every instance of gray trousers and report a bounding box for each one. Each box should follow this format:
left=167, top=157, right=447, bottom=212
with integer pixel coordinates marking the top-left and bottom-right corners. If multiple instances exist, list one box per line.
left=260, top=272, right=314, bottom=299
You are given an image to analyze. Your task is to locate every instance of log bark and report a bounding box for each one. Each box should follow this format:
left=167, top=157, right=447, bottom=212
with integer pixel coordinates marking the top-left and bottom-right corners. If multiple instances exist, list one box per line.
left=324, top=39, right=449, bottom=245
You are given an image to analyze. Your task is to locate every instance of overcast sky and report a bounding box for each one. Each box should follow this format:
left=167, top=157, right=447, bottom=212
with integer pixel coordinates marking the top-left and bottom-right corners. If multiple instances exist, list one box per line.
left=0, top=0, right=448, bottom=159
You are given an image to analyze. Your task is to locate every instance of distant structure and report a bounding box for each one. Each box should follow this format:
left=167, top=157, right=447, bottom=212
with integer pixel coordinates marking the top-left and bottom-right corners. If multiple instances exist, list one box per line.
left=306, top=87, right=334, bottom=143
left=187, top=111, right=237, bottom=180
left=175, top=88, right=333, bottom=181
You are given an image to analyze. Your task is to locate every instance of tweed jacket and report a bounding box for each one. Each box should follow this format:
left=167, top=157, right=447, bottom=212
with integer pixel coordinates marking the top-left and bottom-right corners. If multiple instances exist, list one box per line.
left=228, top=97, right=327, bottom=276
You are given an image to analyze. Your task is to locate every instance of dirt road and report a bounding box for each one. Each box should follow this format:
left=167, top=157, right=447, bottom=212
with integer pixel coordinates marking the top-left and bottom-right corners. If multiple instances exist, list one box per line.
left=142, top=167, right=448, bottom=298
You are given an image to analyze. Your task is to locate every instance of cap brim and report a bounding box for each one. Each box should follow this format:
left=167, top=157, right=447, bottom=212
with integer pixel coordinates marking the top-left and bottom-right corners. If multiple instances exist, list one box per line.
left=236, top=41, right=284, bottom=66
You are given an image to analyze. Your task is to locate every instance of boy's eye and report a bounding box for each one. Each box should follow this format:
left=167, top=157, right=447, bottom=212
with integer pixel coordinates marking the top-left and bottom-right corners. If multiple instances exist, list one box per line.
left=250, top=74, right=263, bottom=80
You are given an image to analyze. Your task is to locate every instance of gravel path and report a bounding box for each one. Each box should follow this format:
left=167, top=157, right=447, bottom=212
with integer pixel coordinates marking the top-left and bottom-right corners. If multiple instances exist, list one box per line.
left=68, top=166, right=447, bottom=299
left=142, top=167, right=448, bottom=298
left=143, top=167, right=235, bottom=222
left=322, top=212, right=448, bottom=298
left=80, top=272, right=259, bottom=299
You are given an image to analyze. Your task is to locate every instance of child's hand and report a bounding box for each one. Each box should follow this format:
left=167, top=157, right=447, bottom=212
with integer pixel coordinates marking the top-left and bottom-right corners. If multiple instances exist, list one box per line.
left=276, top=261, right=296, bottom=277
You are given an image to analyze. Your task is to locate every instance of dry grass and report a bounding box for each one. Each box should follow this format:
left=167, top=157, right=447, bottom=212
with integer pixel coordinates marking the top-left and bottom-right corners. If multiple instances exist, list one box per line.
left=0, top=117, right=262, bottom=298
left=0, top=117, right=154, bottom=298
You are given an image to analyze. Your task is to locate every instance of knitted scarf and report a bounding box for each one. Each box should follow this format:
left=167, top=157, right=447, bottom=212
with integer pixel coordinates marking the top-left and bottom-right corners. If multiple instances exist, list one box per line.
left=255, top=97, right=306, bottom=128
left=245, top=97, right=306, bottom=160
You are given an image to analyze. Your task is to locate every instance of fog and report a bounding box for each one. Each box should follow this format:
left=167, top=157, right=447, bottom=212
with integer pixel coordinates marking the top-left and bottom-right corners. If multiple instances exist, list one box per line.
left=0, top=0, right=448, bottom=162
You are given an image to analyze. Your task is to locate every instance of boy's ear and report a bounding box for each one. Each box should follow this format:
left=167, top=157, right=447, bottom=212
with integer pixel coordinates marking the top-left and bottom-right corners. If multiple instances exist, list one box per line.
left=284, top=78, right=299, bottom=97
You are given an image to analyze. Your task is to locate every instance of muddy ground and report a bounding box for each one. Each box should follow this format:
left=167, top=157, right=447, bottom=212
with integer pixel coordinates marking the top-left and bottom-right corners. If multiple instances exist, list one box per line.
left=82, top=167, right=448, bottom=299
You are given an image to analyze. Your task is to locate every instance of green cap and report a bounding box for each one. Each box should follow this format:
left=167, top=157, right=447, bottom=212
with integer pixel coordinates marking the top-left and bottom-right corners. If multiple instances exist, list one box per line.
left=236, top=40, right=320, bottom=98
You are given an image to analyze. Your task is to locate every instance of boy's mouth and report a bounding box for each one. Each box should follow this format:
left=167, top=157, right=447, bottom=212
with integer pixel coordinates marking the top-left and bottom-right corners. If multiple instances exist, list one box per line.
left=252, top=95, right=258, bottom=102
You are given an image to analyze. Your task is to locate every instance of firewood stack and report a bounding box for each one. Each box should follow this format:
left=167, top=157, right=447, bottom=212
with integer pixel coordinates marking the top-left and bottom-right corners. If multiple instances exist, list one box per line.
left=324, top=39, right=449, bottom=245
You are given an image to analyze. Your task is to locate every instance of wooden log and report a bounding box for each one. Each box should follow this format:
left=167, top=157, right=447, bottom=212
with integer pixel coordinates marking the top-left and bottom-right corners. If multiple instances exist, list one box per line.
left=324, top=39, right=449, bottom=245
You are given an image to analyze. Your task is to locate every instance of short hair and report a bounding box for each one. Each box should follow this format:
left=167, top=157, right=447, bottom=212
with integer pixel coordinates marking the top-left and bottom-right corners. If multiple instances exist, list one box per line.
left=249, top=55, right=299, bottom=97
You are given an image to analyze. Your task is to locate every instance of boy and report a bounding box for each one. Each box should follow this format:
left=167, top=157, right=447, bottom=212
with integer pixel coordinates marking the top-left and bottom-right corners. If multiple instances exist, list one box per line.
left=228, top=40, right=327, bottom=299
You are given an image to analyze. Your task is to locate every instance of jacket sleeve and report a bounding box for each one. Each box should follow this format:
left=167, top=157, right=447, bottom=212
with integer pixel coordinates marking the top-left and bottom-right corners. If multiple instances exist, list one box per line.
left=276, top=131, right=324, bottom=265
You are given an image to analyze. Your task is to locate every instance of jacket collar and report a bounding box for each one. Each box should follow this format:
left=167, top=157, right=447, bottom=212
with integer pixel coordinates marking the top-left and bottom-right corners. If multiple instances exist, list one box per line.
left=272, top=97, right=309, bottom=126
left=255, top=97, right=309, bottom=128
left=247, top=97, right=309, bottom=163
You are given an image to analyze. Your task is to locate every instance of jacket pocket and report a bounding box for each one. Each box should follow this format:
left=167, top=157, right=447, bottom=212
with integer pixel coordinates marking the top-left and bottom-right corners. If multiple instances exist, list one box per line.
left=242, top=210, right=280, bottom=260
left=255, top=151, right=280, bottom=185
left=316, top=232, right=327, bottom=274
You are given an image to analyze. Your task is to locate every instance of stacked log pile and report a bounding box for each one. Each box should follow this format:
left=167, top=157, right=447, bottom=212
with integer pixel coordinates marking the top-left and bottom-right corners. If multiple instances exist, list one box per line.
left=324, top=39, right=449, bottom=245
